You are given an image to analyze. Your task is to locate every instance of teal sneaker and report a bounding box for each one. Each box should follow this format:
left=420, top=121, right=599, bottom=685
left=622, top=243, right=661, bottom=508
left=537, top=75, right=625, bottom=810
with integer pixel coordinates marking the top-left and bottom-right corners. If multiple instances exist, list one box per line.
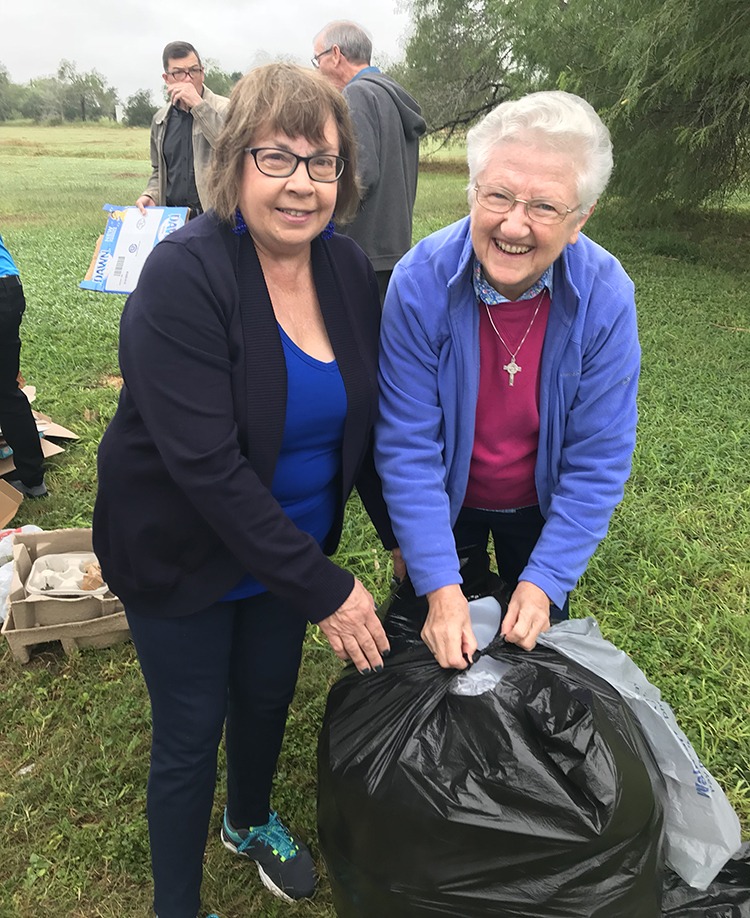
left=220, top=809, right=316, bottom=902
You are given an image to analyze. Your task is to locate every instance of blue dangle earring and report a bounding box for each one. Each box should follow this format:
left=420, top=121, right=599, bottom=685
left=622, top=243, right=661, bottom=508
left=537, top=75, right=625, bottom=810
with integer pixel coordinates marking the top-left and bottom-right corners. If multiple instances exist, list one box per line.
left=232, top=208, right=248, bottom=236
left=321, top=217, right=335, bottom=240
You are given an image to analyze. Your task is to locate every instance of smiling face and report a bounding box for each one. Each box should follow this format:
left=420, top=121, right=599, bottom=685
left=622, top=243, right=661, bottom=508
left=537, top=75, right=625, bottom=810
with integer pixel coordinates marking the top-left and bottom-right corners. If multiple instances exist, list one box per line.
left=238, top=116, right=340, bottom=259
left=470, top=135, right=593, bottom=300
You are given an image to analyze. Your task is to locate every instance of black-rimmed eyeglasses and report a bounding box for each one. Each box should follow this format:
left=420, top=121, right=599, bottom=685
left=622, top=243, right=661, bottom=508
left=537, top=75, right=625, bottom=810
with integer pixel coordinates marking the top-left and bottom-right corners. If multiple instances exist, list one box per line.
left=165, top=66, right=204, bottom=79
left=245, top=147, right=347, bottom=183
left=474, top=185, right=579, bottom=224
left=311, top=48, right=333, bottom=68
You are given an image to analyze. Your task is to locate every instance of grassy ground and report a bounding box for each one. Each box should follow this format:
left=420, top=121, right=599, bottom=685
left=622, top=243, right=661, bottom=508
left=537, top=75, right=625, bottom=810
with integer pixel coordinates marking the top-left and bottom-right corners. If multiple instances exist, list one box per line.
left=0, top=123, right=748, bottom=917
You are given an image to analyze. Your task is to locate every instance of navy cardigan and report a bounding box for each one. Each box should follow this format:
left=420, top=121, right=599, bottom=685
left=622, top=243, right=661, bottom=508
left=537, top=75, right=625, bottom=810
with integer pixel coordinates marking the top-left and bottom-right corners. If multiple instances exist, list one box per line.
left=93, top=212, right=395, bottom=621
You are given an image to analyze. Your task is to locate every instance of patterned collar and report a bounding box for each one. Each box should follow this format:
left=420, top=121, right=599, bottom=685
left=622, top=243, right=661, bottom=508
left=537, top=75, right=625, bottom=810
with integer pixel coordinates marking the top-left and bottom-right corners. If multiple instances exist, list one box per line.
left=472, top=258, right=553, bottom=305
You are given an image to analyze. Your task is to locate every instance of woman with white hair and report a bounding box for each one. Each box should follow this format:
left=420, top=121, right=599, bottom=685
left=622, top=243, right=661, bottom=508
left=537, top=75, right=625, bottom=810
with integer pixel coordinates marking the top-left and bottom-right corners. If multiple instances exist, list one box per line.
left=376, top=91, right=640, bottom=668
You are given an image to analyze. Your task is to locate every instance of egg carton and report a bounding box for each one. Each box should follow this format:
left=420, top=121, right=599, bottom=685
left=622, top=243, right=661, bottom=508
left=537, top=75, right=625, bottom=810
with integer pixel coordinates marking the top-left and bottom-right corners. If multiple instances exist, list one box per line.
left=6, top=528, right=124, bottom=630
left=25, top=552, right=109, bottom=598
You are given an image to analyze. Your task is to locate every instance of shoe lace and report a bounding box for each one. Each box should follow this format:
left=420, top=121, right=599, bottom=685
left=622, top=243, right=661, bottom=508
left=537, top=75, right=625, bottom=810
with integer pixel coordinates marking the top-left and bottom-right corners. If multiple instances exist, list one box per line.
left=243, top=811, right=299, bottom=860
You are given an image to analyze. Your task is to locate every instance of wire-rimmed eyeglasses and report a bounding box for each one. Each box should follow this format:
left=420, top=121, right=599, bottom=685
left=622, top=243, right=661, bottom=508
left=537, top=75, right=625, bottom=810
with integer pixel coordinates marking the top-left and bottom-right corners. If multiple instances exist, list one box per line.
left=245, top=147, right=347, bottom=183
left=311, top=47, right=333, bottom=68
left=165, top=65, right=204, bottom=80
left=474, top=185, right=579, bottom=224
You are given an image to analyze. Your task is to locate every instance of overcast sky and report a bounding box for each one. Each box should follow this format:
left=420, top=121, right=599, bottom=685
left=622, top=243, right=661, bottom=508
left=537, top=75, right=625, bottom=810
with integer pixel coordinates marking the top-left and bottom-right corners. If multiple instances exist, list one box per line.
left=2, top=1, right=412, bottom=104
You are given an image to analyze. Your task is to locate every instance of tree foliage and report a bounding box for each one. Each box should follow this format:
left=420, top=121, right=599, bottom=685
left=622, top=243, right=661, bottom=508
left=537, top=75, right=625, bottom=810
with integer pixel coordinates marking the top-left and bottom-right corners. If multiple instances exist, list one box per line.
left=55, top=60, right=119, bottom=121
left=508, top=0, right=750, bottom=206
left=203, top=61, right=243, bottom=98
left=123, top=89, right=158, bottom=128
left=0, top=60, right=118, bottom=123
left=392, top=0, right=519, bottom=140
left=400, top=0, right=750, bottom=205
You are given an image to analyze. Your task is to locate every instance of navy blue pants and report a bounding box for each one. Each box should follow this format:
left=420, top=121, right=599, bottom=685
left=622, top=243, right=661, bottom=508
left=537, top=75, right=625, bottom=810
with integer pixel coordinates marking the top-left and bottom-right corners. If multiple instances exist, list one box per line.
left=126, top=592, right=308, bottom=918
left=454, top=505, right=569, bottom=616
left=0, top=277, right=44, bottom=487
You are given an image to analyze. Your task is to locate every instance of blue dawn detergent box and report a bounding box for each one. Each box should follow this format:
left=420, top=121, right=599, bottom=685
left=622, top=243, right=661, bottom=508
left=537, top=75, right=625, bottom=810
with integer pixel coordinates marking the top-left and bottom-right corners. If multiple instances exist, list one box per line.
left=80, top=204, right=189, bottom=294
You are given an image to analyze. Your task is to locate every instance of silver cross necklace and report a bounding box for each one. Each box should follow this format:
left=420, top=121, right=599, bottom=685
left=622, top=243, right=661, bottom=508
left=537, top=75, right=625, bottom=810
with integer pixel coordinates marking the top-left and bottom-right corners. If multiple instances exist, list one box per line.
left=483, top=291, right=546, bottom=387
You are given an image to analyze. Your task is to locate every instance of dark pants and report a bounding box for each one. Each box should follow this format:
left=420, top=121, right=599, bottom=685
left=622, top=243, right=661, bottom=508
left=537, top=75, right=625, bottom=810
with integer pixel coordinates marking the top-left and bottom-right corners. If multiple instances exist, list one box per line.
left=0, top=278, right=44, bottom=486
left=454, top=505, right=569, bottom=617
left=126, top=592, right=309, bottom=918
left=375, top=269, right=393, bottom=307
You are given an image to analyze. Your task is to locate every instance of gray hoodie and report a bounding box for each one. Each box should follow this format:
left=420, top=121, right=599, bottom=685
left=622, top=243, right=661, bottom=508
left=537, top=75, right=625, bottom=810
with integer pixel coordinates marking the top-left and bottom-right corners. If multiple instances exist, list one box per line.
left=341, top=70, right=427, bottom=271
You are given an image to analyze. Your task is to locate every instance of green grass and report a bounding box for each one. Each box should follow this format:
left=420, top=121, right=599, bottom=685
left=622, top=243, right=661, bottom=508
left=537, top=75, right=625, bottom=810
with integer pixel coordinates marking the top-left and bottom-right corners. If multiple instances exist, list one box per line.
left=0, top=123, right=748, bottom=917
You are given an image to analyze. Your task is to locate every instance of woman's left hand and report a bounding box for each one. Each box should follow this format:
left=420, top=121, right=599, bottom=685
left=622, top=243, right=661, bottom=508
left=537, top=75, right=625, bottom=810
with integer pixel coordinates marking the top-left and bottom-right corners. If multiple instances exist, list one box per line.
left=501, top=581, right=552, bottom=650
left=318, top=578, right=390, bottom=674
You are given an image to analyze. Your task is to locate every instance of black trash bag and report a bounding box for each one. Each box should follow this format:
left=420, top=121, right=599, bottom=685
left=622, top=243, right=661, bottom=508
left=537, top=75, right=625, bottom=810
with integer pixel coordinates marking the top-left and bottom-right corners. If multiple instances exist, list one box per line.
left=318, top=552, right=666, bottom=918
left=662, top=843, right=750, bottom=917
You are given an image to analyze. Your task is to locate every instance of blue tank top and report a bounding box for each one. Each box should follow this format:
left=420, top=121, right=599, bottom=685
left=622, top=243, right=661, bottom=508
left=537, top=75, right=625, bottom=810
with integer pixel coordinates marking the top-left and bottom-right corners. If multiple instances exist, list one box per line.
left=221, top=324, right=347, bottom=601
left=0, top=233, right=20, bottom=277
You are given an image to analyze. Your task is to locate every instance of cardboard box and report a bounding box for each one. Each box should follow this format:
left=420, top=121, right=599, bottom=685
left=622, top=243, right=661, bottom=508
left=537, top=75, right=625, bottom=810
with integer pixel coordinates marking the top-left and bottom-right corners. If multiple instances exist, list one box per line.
left=7, top=529, right=124, bottom=631
left=80, top=203, right=189, bottom=294
left=2, top=606, right=130, bottom=665
left=0, top=480, right=23, bottom=528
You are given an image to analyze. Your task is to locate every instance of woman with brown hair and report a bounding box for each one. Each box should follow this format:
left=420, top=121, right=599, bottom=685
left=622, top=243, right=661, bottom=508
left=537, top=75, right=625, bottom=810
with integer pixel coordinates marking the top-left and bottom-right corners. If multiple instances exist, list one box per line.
left=93, top=63, right=396, bottom=918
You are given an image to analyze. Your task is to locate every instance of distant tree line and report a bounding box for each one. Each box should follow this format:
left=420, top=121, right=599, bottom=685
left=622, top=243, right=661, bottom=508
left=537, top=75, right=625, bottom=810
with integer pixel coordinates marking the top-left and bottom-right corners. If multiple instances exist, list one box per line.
left=3, top=7, right=748, bottom=210
left=0, top=60, right=242, bottom=127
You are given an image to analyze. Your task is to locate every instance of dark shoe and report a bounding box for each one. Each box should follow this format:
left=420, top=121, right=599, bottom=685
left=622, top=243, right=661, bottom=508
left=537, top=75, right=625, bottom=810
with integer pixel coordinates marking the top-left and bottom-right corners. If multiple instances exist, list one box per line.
left=220, top=809, right=316, bottom=902
left=8, top=479, right=47, bottom=498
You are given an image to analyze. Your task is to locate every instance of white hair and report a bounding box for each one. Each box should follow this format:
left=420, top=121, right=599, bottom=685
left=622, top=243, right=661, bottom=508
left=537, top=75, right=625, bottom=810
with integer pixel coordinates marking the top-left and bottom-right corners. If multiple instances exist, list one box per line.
left=466, top=91, right=613, bottom=212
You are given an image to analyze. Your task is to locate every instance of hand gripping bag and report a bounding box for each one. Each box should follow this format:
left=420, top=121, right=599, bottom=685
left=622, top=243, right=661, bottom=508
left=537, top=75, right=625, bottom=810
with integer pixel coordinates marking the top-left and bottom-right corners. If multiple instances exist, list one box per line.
left=317, top=554, right=666, bottom=918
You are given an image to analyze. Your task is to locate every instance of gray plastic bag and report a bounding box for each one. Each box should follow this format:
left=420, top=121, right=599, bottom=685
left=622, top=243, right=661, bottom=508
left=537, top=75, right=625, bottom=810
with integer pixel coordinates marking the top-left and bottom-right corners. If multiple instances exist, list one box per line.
left=538, top=617, right=742, bottom=890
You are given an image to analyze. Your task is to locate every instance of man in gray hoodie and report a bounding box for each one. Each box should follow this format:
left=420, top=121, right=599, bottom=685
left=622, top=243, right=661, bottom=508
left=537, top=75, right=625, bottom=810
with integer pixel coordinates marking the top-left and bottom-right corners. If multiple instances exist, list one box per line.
left=313, top=21, right=427, bottom=303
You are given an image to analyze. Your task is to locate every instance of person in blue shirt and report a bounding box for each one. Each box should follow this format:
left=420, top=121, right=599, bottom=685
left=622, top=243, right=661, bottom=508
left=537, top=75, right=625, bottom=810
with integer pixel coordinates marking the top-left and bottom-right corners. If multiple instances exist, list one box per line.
left=0, top=233, right=46, bottom=498
left=93, top=64, right=397, bottom=918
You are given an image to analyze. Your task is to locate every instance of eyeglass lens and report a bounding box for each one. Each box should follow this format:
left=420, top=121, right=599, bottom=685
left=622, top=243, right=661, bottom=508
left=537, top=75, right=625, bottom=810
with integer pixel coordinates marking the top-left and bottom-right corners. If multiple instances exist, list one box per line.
left=476, top=186, right=571, bottom=223
left=252, top=148, right=344, bottom=181
left=311, top=48, right=332, bottom=68
left=168, top=66, right=203, bottom=77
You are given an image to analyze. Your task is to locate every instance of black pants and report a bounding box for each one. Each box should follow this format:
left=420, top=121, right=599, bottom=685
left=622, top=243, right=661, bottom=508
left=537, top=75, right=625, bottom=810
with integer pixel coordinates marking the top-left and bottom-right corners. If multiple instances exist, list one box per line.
left=375, top=269, right=392, bottom=307
left=0, top=278, right=44, bottom=486
left=126, top=591, right=308, bottom=918
left=453, top=505, right=569, bottom=616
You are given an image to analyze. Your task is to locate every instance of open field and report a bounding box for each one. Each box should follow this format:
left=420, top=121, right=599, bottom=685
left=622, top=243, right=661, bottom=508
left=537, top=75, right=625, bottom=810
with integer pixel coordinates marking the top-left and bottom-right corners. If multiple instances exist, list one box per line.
left=0, top=122, right=748, bottom=917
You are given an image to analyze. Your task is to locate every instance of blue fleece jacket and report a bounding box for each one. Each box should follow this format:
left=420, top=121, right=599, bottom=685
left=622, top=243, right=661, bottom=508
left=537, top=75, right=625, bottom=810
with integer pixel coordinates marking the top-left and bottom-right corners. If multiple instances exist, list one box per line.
left=375, top=216, right=640, bottom=607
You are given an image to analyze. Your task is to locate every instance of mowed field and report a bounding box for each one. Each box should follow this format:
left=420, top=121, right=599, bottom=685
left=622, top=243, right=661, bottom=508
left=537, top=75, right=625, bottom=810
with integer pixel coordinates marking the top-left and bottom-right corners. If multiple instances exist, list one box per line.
left=0, top=122, right=748, bottom=918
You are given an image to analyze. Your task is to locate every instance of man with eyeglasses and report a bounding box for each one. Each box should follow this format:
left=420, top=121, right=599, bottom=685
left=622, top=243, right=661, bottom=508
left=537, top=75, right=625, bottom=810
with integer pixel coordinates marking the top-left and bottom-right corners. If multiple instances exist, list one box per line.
left=312, top=21, right=426, bottom=305
left=136, top=41, right=229, bottom=217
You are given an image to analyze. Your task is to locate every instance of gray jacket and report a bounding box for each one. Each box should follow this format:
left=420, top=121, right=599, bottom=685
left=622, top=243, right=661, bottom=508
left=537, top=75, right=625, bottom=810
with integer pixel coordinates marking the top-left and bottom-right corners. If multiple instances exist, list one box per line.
left=341, top=71, right=426, bottom=271
left=142, top=86, right=229, bottom=210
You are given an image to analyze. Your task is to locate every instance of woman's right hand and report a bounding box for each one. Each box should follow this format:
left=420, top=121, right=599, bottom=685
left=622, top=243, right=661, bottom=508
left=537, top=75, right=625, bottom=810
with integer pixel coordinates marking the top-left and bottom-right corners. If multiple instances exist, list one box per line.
left=318, top=578, right=390, bottom=674
left=423, top=584, right=477, bottom=670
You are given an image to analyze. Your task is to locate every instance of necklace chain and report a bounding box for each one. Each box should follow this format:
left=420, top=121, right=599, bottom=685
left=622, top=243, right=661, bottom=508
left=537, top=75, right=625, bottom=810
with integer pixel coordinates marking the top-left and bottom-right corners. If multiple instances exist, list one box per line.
left=483, top=291, right=546, bottom=387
